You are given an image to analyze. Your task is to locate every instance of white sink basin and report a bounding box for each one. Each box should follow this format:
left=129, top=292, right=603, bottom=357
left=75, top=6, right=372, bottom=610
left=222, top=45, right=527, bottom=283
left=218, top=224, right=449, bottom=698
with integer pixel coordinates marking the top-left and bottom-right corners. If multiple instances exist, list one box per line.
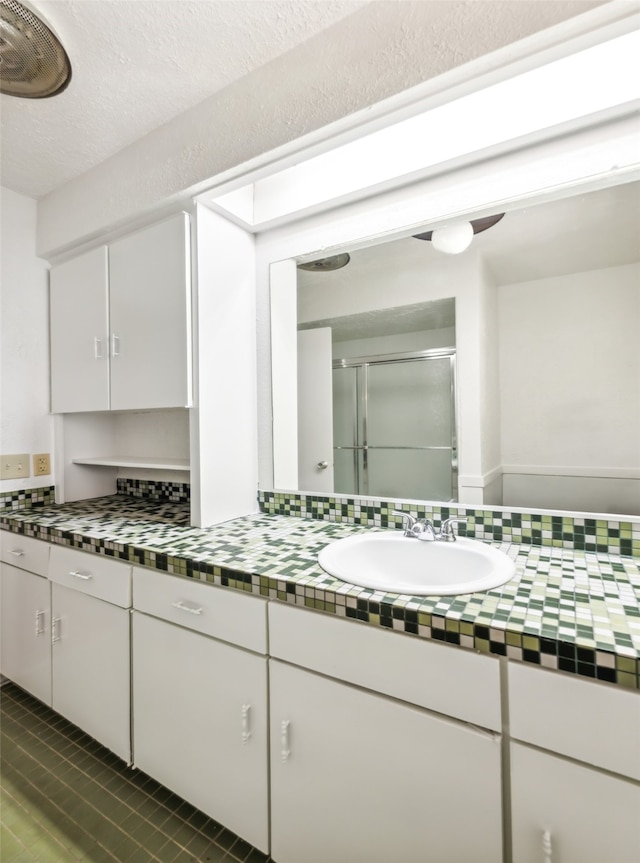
left=318, top=532, right=516, bottom=596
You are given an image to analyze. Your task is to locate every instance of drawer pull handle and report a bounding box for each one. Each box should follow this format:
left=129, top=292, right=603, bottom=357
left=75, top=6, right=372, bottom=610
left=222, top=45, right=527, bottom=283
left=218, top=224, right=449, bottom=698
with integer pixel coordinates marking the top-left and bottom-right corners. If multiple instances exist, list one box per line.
left=35, top=610, right=46, bottom=637
left=542, top=830, right=552, bottom=863
left=8, top=549, right=24, bottom=557
left=241, top=704, right=252, bottom=743
left=172, top=601, right=203, bottom=616
left=281, top=719, right=291, bottom=763
left=94, top=337, right=103, bottom=359
left=69, top=570, right=92, bottom=580
left=52, top=617, right=61, bottom=644
left=112, top=333, right=120, bottom=357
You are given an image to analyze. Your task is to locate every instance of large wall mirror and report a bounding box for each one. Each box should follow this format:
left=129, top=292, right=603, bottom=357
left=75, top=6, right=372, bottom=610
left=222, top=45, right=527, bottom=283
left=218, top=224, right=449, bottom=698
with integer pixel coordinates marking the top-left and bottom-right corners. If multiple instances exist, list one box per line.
left=271, top=178, right=640, bottom=517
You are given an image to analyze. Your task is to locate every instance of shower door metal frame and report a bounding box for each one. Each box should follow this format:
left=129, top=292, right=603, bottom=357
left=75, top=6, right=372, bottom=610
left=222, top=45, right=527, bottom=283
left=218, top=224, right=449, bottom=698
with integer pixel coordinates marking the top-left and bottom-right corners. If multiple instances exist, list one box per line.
left=333, top=348, right=458, bottom=500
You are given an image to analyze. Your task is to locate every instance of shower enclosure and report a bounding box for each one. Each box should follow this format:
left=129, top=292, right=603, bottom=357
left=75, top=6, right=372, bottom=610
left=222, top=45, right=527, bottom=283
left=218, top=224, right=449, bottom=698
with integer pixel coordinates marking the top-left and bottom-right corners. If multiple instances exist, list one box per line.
left=332, top=349, right=457, bottom=501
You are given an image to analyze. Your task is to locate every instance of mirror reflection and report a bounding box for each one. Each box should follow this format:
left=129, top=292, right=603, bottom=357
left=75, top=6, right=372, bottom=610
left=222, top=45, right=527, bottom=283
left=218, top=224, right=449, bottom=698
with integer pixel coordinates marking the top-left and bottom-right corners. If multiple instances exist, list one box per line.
left=286, top=180, right=640, bottom=516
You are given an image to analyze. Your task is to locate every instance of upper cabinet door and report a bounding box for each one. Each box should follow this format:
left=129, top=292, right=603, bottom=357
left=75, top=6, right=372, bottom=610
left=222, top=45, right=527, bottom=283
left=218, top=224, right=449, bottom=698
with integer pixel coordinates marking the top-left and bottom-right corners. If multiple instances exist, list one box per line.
left=50, top=246, right=110, bottom=413
left=109, top=212, right=192, bottom=411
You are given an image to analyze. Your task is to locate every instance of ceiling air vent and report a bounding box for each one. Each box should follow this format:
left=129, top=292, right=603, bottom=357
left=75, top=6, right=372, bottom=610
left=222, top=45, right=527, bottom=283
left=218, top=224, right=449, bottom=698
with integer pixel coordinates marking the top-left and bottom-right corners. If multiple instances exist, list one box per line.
left=0, top=0, right=71, bottom=98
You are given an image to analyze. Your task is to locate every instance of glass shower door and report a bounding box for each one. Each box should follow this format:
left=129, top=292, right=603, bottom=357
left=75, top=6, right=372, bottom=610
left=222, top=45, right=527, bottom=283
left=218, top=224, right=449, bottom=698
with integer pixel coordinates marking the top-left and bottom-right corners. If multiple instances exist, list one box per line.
left=332, top=351, right=456, bottom=501
left=366, top=356, right=456, bottom=500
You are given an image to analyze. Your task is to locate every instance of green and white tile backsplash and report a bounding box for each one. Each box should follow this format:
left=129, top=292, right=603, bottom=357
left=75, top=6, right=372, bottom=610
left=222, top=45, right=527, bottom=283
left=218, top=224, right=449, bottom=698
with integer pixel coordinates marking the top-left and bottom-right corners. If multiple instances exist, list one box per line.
left=0, top=485, right=55, bottom=512
left=258, top=490, right=640, bottom=557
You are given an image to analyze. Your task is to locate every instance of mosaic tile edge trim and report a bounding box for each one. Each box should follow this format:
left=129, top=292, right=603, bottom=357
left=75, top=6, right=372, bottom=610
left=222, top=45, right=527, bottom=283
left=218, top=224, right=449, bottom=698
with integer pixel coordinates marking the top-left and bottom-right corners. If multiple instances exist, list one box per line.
left=258, top=491, right=640, bottom=557
left=3, top=509, right=638, bottom=690
left=0, top=486, right=55, bottom=512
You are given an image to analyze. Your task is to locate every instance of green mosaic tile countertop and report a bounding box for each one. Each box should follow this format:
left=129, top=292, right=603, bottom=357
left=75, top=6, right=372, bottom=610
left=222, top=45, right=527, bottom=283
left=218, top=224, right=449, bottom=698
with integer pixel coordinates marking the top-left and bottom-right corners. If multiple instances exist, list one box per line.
left=2, top=495, right=639, bottom=689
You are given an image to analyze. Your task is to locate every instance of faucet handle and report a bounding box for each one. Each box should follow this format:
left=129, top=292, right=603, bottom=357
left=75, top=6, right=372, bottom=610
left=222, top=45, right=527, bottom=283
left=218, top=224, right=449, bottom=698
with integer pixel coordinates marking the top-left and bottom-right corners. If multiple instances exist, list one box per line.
left=440, top=517, right=468, bottom=541
left=392, top=510, right=417, bottom=536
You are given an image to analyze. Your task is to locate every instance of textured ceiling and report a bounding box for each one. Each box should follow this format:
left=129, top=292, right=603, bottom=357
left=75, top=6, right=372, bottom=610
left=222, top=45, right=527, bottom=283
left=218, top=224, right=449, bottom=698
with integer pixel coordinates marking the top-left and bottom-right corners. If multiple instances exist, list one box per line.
left=0, top=0, right=366, bottom=197
left=0, top=0, right=608, bottom=201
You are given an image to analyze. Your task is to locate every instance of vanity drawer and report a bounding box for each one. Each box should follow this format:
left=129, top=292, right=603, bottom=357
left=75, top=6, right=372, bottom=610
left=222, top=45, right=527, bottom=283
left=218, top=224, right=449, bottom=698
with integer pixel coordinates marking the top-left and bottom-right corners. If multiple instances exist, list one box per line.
left=133, top=567, right=267, bottom=654
left=49, top=546, right=132, bottom=608
left=269, top=602, right=502, bottom=730
left=0, top=531, right=50, bottom=576
left=508, top=661, right=640, bottom=780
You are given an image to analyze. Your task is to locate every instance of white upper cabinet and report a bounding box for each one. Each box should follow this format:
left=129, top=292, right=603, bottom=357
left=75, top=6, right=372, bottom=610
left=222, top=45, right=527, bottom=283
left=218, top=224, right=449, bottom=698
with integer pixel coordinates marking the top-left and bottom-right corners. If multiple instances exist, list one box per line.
left=108, top=212, right=191, bottom=411
left=50, top=212, right=192, bottom=413
left=50, top=245, right=110, bottom=413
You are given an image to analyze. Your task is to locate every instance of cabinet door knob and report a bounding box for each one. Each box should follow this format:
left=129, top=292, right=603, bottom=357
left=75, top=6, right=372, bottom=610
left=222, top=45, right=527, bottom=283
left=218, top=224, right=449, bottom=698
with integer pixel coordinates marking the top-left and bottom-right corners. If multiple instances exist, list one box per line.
left=316, top=461, right=328, bottom=470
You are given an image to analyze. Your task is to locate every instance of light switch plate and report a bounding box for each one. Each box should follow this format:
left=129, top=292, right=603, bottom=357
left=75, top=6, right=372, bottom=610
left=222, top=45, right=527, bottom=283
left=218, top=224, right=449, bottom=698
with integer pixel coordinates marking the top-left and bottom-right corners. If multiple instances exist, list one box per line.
left=1, top=454, right=30, bottom=480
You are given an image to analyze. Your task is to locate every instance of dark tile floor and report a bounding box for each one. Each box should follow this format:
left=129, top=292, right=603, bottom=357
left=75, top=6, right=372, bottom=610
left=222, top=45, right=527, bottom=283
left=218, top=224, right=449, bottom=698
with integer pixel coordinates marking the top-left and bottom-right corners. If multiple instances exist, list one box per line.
left=0, top=682, right=270, bottom=863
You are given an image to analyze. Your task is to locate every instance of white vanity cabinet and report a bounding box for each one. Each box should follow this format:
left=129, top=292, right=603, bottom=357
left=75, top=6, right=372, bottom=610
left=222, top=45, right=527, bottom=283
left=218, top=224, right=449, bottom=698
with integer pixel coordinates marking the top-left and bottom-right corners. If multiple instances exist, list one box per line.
left=268, top=604, right=503, bottom=863
left=508, top=662, right=640, bottom=863
left=0, top=532, right=52, bottom=705
left=131, top=567, right=269, bottom=852
left=50, top=211, right=191, bottom=413
left=48, top=546, right=132, bottom=763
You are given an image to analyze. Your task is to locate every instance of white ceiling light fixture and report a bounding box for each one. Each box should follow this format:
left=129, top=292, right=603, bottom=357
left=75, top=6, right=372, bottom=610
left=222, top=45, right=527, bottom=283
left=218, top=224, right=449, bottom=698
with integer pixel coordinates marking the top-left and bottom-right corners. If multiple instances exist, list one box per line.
left=430, top=221, right=474, bottom=255
left=0, top=0, right=71, bottom=98
left=414, top=213, right=505, bottom=255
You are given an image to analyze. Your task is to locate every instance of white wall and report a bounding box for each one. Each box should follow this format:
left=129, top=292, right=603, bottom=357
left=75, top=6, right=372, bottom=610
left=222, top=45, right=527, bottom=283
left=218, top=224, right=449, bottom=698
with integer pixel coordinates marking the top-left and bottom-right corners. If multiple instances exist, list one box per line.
left=0, top=188, right=53, bottom=493
left=498, top=262, right=640, bottom=514
left=189, top=205, right=259, bottom=525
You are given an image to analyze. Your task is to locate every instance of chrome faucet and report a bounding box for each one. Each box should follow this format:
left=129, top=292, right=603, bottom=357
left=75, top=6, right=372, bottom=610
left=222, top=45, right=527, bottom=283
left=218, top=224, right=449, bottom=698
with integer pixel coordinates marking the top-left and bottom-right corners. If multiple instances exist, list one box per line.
left=393, top=511, right=467, bottom=542
left=392, top=510, right=437, bottom=541
left=437, top=517, right=468, bottom=542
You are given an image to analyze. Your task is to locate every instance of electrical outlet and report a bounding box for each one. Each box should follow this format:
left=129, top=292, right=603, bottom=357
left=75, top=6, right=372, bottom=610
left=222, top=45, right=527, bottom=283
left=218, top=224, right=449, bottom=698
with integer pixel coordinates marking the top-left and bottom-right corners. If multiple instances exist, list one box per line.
left=33, top=453, right=51, bottom=476
left=1, top=454, right=30, bottom=480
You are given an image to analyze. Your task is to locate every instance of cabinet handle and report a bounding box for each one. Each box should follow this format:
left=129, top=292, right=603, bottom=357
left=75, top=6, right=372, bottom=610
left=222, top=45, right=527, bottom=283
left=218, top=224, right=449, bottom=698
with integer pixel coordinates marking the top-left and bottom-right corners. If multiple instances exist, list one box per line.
left=241, top=704, right=252, bottom=744
left=35, top=610, right=45, bottom=637
left=94, top=337, right=103, bottom=359
left=171, top=600, right=203, bottom=616
left=68, top=570, right=92, bottom=580
left=8, top=548, right=24, bottom=557
left=52, top=617, right=61, bottom=644
left=111, top=334, right=120, bottom=357
left=280, top=719, right=291, bottom=763
left=542, top=830, right=552, bottom=863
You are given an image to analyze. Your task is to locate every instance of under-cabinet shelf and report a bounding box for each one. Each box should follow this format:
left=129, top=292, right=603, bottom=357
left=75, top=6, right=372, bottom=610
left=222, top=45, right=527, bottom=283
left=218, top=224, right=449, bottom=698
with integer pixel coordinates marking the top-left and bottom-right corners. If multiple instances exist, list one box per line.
left=72, top=456, right=190, bottom=471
